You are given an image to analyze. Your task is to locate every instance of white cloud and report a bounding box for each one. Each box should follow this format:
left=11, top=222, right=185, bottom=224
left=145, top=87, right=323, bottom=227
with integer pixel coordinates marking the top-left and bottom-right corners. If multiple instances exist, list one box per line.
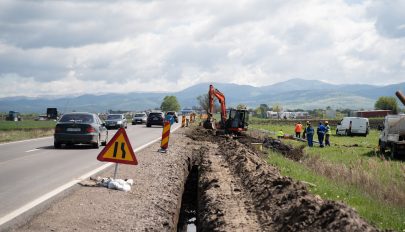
left=0, top=0, right=404, bottom=97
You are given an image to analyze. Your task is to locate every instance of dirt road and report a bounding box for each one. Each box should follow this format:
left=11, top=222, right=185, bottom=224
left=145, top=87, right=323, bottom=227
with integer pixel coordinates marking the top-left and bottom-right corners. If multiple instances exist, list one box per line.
left=12, top=126, right=378, bottom=231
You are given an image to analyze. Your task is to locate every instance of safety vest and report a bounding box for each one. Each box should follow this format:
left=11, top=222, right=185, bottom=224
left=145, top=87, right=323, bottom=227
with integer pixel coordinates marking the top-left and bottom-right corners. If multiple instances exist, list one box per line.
left=276, top=130, right=284, bottom=137
left=295, top=124, right=302, bottom=133
left=326, top=125, right=332, bottom=135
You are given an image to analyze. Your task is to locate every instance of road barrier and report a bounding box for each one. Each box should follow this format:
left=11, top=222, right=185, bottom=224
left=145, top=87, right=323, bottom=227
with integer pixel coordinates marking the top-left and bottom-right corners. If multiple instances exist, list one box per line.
left=181, top=116, right=186, bottom=127
left=160, top=121, right=171, bottom=152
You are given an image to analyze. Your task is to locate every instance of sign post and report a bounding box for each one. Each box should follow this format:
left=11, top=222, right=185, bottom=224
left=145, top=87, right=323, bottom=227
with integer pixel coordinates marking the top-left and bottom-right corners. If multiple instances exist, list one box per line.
left=113, top=163, right=119, bottom=179
left=97, top=128, right=138, bottom=179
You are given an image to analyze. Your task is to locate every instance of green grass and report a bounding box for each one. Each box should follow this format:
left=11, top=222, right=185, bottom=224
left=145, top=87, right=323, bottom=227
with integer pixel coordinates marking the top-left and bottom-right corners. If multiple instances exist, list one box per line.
left=267, top=150, right=405, bottom=231
left=0, top=120, right=56, bottom=143
left=251, top=119, right=405, bottom=231
left=0, top=120, right=56, bottom=131
left=0, top=129, right=54, bottom=143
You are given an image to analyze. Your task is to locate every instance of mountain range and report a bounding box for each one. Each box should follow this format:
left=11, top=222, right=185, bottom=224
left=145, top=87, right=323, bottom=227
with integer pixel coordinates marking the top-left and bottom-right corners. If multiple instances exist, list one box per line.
left=1, top=79, right=404, bottom=113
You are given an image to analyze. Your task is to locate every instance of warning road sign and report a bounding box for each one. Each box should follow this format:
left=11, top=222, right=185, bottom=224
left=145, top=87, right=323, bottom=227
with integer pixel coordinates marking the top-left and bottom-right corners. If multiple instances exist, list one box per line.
left=97, top=128, right=138, bottom=165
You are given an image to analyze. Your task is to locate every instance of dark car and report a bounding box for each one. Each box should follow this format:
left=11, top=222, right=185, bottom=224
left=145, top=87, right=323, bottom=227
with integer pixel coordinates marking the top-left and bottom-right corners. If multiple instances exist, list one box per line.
left=105, top=114, right=128, bottom=129
left=132, top=112, right=147, bottom=125
left=54, top=112, right=108, bottom=149
left=165, top=111, right=179, bottom=123
left=146, top=112, right=165, bottom=127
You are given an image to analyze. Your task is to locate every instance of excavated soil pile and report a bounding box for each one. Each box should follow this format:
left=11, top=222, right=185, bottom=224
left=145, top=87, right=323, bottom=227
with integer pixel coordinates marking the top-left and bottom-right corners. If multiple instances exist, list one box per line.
left=190, top=128, right=378, bottom=232
left=262, top=137, right=305, bottom=161
left=243, top=129, right=306, bottom=161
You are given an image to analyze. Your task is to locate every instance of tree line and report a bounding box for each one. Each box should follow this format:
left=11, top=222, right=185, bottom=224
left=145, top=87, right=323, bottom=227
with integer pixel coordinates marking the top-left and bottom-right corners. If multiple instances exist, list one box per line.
left=158, top=94, right=403, bottom=116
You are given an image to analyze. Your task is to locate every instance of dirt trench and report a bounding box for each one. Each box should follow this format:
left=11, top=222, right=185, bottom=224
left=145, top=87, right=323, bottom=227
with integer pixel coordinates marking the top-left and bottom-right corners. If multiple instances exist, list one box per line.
left=189, top=127, right=378, bottom=231
left=11, top=126, right=378, bottom=231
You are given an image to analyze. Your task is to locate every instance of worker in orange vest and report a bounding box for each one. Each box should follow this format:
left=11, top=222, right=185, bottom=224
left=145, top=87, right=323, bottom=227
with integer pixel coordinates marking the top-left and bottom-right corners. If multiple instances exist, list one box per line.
left=295, top=121, right=303, bottom=138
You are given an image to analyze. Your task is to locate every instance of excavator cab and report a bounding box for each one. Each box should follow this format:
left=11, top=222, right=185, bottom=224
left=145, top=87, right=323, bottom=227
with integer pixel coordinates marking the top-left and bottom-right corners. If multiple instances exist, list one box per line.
left=226, top=109, right=249, bottom=134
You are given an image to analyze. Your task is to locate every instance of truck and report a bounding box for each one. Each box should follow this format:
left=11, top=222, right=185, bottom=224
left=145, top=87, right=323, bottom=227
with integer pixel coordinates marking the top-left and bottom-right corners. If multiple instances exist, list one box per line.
left=6, top=111, right=22, bottom=121
left=203, top=84, right=249, bottom=135
left=336, top=117, right=369, bottom=136
left=46, top=108, right=58, bottom=120
left=378, top=91, right=405, bottom=159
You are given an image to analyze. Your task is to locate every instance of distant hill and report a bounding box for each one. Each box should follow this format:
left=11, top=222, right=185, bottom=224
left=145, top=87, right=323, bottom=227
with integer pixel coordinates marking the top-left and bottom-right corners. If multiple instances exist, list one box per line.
left=1, top=79, right=404, bottom=113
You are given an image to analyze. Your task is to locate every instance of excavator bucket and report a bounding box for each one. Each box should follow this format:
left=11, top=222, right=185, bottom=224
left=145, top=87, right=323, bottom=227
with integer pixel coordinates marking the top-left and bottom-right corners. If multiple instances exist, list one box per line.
left=203, top=119, right=216, bottom=130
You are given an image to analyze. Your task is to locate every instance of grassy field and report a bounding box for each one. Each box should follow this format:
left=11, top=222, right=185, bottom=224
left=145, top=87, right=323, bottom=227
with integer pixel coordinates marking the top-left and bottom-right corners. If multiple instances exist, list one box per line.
left=0, top=120, right=56, bottom=143
left=250, top=118, right=405, bottom=231
left=0, top=120, right=56, bottom=130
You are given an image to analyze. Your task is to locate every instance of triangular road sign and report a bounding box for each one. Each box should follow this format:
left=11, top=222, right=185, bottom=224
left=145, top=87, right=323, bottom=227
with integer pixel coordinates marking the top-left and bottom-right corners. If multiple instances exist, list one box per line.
left=97, top=128, right=138, bottom=165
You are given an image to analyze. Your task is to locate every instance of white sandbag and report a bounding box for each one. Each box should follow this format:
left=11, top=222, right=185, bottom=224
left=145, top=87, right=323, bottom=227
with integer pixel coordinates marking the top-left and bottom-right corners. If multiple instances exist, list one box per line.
left=107, top=179, right=131, bottom=192
left=125, top=179, right=134, bottom=186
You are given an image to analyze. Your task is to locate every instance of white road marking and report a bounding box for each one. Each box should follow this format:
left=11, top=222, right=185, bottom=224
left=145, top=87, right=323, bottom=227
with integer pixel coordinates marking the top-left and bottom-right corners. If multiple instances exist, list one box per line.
left=0, top=125, right=181, bottom=227
left=0, top=163, right=113, bottom=226
left=25, top=149, right=39, bottom=153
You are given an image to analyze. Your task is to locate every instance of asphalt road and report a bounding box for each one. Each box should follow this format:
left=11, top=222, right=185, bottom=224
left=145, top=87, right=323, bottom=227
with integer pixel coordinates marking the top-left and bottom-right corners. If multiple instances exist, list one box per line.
left=0, top=122, right=181, bottom=224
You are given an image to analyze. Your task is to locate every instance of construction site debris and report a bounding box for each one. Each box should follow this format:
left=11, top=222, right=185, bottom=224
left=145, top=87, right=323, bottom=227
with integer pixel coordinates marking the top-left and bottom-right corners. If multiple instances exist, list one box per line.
left=88, top=176, right=134, bottom=192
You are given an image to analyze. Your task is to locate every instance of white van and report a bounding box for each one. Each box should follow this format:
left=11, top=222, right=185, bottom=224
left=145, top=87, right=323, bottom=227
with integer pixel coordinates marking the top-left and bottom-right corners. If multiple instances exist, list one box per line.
left=336, top=117, right=370, bottom=136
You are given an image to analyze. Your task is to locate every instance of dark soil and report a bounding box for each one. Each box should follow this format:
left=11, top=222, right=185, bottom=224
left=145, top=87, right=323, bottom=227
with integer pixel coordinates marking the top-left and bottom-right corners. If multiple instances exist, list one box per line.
left=190, top=127, right=378, bottom=232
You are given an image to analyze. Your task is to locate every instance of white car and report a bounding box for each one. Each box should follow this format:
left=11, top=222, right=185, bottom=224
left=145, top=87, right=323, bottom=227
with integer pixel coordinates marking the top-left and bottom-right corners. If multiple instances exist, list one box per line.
left=132, top=113, right=147, bottom=125
left=105, top=114, right=128, bottom=129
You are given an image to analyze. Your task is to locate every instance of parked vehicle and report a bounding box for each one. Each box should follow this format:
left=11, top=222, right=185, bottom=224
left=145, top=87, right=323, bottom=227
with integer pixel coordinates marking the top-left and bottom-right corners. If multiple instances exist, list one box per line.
left=379, top=90, right=405, bottom=159
left=46, top=108, right=58, bottom=120
left=165, top=111, right=179, bottom=123
left=132, top=112, right=147, bottom=125
left=6, top=111, right=22, bottom=121
left=379, top=114, right=405, bottom=159
left=146, top=112, right=165, bottom=127
left=35, top=115, right=48, bottom=121
left=54, top=112, right=108, bottom=149
left=105, top=114, right=127, bottom=129
left=336, top=117, right=369, bottom=136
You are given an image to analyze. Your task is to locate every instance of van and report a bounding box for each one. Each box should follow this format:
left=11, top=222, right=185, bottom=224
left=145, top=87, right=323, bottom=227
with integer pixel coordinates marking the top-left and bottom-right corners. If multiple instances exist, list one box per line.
left=336, top=117, right=369, bottom=136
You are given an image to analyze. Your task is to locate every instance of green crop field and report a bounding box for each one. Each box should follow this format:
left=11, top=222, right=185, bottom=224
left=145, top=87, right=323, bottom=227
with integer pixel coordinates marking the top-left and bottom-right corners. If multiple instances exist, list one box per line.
left=0, top=120, right=56, bottom=143
left=0, top=120, right=56, bottom=131
left=250, top=118, right=405, bottom=231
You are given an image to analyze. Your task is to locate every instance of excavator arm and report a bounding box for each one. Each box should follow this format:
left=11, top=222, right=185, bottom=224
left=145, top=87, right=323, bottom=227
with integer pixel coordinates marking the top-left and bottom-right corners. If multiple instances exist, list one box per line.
left=204, top=84, right=227, bottom=129
left=207, top=85, right=227, bottom=124
left=396, top=91, right=405, bottom=106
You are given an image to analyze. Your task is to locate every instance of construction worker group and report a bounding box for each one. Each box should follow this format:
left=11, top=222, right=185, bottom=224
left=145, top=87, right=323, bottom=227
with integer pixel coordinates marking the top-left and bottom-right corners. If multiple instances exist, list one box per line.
left=275, top=120, right=332, bottom=147
left=294, top=121, right=331, bottom=147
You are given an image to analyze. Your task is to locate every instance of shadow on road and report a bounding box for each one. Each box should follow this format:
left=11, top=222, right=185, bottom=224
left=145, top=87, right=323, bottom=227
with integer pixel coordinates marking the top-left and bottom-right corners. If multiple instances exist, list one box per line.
left=38, top=144, right=98, bottom=150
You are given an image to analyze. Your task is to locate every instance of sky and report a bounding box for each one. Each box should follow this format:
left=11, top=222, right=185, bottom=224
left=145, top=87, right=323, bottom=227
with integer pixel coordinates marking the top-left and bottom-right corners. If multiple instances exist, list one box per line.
left=0, top=0, right=404, bottom=98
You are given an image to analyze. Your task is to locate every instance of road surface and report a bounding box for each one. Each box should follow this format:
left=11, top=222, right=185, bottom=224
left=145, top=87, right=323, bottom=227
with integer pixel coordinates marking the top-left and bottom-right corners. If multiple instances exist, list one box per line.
left=0, top=122, right=180, bottom=225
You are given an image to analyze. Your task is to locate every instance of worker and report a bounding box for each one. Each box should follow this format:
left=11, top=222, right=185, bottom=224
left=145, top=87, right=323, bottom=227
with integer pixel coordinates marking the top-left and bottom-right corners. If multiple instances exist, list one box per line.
left=305, top=122, right=314, bottom=147
left=302, top=121, right=309, bottom=139
left=317, top=122, right=326, bottom=148
left=295, top=121, right=303, bottom=138
left=324, top=121, right=331, bottom=146
left=276, top=129, right=284, bottom=139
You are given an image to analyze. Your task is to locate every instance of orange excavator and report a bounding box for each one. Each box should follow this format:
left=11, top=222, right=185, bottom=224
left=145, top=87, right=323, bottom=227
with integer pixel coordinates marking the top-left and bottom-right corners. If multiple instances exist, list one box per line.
left=203, top=84, right=249, bottom=135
